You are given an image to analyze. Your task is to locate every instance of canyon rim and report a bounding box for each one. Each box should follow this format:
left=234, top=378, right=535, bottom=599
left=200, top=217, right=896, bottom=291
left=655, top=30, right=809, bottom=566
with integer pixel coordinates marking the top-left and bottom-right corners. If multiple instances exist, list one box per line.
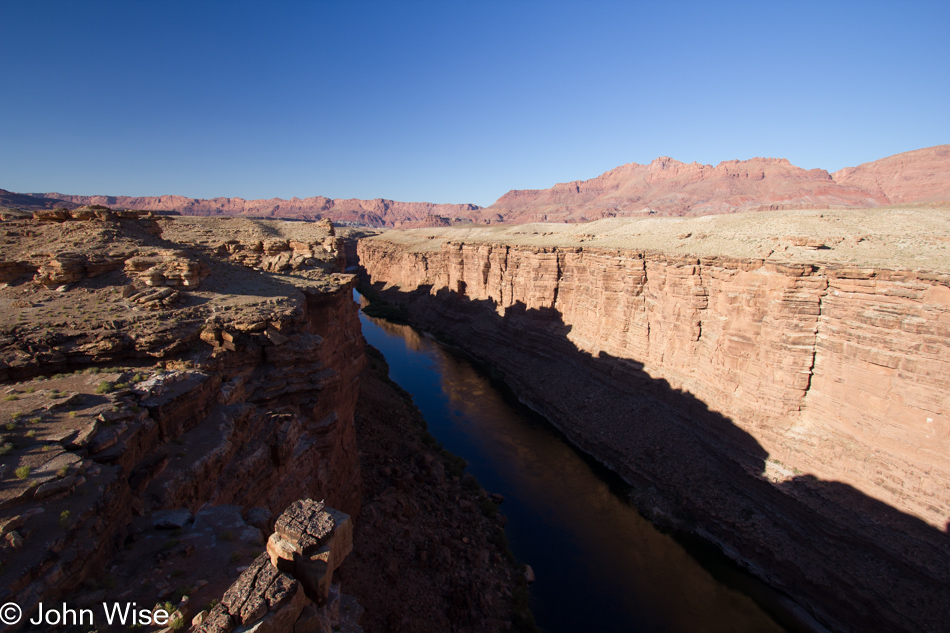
left=358, top=202, right=950, bottom=633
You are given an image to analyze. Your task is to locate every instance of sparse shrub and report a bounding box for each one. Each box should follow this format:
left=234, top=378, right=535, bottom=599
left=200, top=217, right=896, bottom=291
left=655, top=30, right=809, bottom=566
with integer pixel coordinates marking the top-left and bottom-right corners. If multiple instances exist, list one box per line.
left=59, top=510, right=71, bottom=528
left=25, top=430, right=35, bottom=438
left=0, top=443, right=12, bottom=456
left=113, top=382, right=129, bottom=390
left=4, top=422, right=14, bottom=431
left=24, top=387, right=34, bottom=394
left=228, top=551, right=242, bottom=563
left=2, top=395, right=18, bottom=402
left=95, top=381, right=113, bottom=394
left=15, top=465, right=30, bottom=479
left=57, top=465, right=69, bottom=477
left=68, top=411, right=77, bottom=418
left=28, top=417, right=41, bottom=424
left=11, top=412, right=23, bottom=421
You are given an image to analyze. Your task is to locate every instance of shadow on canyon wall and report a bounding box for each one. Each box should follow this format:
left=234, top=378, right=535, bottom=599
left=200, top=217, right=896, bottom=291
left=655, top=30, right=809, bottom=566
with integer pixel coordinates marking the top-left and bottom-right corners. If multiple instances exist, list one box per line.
left=362, top=279, right=950, bottom=633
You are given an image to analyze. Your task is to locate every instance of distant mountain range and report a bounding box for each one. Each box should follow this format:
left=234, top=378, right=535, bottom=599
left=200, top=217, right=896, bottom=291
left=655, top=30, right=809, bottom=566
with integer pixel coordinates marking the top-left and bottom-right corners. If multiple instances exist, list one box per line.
left=3, top=145, right=948, bottom=227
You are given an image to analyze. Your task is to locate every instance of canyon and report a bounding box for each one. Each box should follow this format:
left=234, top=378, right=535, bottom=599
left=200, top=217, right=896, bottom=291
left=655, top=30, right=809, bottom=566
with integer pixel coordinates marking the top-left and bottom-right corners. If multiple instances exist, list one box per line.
left=0, top=209, right=526, bottom=632
left=358, top=206, right=950, bottom=633
left=5, top=144, right=949, bottom=228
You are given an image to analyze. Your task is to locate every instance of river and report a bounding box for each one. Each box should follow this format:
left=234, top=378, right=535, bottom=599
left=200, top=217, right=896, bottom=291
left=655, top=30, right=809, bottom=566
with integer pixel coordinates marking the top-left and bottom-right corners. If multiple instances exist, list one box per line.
left=356, top=293, right=787, bottom=633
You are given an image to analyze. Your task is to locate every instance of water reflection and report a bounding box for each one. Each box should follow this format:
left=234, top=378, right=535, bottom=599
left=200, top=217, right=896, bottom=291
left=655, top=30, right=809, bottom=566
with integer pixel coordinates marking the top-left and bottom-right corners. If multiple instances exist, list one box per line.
left=357, top=294, right=784, bottom=633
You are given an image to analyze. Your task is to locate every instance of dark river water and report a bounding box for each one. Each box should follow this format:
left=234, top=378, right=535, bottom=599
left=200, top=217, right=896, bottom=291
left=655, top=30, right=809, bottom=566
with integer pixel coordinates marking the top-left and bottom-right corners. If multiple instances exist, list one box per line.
left=356, top=294, right=786, bottom=633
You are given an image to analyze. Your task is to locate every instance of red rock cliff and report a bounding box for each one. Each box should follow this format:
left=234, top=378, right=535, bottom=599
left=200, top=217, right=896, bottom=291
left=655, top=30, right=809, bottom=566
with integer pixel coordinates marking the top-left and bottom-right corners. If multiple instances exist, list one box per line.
left=0, top=215, right=365, bottom=618
left=358, top=230, right=950, bottom=633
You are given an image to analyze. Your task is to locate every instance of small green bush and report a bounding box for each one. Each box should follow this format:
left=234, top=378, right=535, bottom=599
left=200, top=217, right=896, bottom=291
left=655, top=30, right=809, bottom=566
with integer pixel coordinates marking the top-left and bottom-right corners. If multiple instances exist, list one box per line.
left=59, top=510, right=71, bottom=528
left=15, top=465, right=30, bottom=479
left=95, top=382, right=113, bottom=394
left=2, top=395, right=18, bottom=402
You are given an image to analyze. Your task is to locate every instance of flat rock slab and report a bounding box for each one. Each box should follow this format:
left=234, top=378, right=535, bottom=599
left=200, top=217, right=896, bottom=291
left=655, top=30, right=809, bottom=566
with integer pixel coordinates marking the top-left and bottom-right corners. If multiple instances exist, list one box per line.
left=273, top=499, right=334, bottom=555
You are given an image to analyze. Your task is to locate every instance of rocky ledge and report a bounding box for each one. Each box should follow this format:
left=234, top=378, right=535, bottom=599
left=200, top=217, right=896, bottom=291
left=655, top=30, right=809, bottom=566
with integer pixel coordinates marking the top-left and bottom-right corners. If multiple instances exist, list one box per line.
left=359, top=207, right=950, bottom=633
left=0, top=208, right=528, bottom=632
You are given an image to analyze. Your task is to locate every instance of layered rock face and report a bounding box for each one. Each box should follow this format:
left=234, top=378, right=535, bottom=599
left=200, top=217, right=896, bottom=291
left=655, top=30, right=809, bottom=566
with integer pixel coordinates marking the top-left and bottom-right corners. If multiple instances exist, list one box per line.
left=0, top=213, right=364, bottom=623
left=485, top=145, right=950, bottom=223
left=359, top=222, right=950, bottom=633
left=487, top=156, right=888, bottom=222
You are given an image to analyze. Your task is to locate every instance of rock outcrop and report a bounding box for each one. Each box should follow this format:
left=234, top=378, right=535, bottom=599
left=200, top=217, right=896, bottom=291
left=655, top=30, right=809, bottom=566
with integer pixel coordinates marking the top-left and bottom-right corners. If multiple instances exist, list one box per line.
left=483, top=145, right=950, bottom=223
left=358, top=211, right=950, bottom=633
left=194, top=498, right=361, bottom=633
left=0, top=212, right=365, bottom=624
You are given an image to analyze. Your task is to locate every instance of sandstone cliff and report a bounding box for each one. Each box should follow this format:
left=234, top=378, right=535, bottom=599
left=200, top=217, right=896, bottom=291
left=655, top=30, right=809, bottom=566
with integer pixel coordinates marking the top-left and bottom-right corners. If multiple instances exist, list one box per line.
left=0, top=209, right=530, bottom=632
left=0, top=211, right=366, bottom=622
left=482, top=145, right=950, bottom=223
left=358, top=208, right=950, bottom=633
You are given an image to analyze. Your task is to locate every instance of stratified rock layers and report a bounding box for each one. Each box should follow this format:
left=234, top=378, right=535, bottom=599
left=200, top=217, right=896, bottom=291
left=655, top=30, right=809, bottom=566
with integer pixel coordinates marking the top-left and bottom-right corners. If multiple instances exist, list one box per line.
left=359, top=238, right=950, bottom=633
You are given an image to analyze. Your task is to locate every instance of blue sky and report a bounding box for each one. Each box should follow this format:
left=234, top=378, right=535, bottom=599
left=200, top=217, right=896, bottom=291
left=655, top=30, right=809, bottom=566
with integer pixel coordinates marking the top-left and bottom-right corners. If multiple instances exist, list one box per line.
left=1, top=1, right=948, bottom=207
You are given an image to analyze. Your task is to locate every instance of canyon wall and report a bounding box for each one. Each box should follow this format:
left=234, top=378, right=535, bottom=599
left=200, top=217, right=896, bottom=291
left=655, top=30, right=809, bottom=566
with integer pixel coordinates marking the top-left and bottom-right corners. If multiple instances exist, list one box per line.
left=359, top=235, right=950, bottom=633
left=0, top=213, right=365, bottom=622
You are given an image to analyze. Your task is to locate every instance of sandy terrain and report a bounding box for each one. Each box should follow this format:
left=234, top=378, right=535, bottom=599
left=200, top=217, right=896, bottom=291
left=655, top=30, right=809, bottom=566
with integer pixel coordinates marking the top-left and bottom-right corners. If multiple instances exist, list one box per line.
left=371, top=205, right=950, bottom=271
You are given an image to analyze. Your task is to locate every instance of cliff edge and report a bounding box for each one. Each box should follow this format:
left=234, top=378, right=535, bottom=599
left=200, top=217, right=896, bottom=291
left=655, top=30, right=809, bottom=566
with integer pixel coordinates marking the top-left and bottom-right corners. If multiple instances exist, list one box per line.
left=359, top=206, right=950, bottom=633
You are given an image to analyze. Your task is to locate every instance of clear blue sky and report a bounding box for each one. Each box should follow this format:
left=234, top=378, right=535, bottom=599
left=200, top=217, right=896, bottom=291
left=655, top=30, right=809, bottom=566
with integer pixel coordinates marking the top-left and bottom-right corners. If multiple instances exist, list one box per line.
left=2, top=1, right=948, bottom=207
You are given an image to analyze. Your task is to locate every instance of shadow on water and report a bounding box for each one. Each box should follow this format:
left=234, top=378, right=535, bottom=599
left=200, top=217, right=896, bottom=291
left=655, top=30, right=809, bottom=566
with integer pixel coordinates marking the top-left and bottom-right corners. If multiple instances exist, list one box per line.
left=356, top=282, right=950, bottom=633
left=356, top=290, right=787, bottom=633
